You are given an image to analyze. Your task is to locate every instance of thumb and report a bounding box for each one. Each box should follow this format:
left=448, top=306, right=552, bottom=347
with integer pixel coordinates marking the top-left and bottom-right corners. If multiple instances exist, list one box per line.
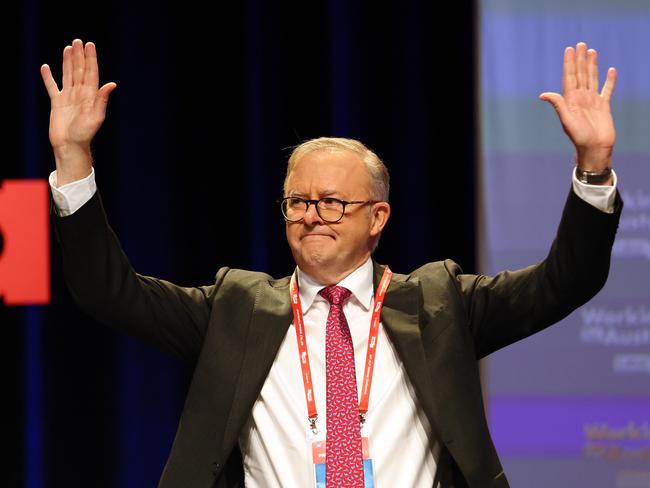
left=93, top=82, right=117, bottom=115
left=539, top=91, right=569, bottom=120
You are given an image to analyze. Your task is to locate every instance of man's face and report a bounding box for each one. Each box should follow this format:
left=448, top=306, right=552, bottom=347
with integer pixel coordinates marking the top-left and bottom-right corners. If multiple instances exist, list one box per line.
left=284, top=149, right=389, bottom=284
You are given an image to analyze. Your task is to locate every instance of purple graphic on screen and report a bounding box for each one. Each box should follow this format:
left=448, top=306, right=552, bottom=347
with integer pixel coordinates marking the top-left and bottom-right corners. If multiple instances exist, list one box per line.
left=480, top=2, right=650, bottom=487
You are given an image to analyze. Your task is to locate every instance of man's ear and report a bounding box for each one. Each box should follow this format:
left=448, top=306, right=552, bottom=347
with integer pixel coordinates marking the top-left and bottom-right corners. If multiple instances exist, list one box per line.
left=369, top=202, right=390, bottom=237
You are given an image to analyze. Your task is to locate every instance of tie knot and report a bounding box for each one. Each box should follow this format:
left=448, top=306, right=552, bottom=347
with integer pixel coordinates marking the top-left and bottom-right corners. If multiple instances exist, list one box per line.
left=318, top=285, right=352, bottom=306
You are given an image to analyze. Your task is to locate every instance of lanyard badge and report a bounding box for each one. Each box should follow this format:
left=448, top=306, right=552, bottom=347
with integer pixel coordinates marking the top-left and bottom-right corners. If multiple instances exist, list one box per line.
left=312, top=437, right=375, bottom=488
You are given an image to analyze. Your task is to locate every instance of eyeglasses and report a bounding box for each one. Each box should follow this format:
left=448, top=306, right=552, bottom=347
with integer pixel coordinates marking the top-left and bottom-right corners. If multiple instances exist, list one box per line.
left=280, top=197, right=376, bottom=223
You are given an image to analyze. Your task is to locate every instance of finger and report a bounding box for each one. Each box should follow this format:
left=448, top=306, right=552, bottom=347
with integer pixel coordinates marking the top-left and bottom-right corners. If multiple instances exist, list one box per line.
left=71, top=38, right=85, bottom=86
left=62, top=45, right=73, bottom=90
left=40, top=64, right=60, bottom=98
left=587, top=48, right=598, bottom=91
left=601, top=67, right=617, bottom=102
left=575, top=42, right=587, bottom=89
left=539, top=92, right=571, bottom=121
left=563, top=46, right=577, bottom=93
left=84, top=41, right=99, bottom=90
left=93, top=82, right=117, bottom=116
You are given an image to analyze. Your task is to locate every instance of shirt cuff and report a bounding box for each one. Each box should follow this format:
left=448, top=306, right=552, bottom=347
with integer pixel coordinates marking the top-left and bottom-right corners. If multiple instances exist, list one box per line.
left=571, top=167, right=617, bottom=214
left=49, top=168, right=97, bottom=217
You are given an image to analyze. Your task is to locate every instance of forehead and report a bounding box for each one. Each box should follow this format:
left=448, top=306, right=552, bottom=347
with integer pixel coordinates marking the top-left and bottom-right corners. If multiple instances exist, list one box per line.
left=286, top=149, right=371, bottom=195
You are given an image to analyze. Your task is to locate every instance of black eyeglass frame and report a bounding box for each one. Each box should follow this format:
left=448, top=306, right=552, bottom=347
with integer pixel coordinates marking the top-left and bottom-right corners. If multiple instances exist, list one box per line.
left=279, top=197, right=377, bottom=223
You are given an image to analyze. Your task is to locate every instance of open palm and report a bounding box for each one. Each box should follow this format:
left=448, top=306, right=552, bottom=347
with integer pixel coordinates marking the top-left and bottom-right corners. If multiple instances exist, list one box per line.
left=540, top=42, right=617, bottom=170
left=41, top=39, right=116, bottom=151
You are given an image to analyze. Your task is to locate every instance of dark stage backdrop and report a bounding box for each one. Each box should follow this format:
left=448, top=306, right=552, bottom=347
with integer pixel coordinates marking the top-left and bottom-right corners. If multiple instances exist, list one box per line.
left=4, top=1, right=477, bottom=486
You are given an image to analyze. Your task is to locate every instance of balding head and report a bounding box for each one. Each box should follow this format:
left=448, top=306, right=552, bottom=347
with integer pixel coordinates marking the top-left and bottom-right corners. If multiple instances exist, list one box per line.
left=284, top=137, right=390, bottom=202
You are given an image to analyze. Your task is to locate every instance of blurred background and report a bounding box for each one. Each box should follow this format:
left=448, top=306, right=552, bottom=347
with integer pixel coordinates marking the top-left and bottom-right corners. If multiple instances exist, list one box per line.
left=481, top=1, right=650, bottom=487
left=2, top=0, right=648, bottom=486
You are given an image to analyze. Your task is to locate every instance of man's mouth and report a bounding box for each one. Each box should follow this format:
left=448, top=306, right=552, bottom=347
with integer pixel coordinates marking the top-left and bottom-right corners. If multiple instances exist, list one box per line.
left=301, top=233, right=333, bottom=239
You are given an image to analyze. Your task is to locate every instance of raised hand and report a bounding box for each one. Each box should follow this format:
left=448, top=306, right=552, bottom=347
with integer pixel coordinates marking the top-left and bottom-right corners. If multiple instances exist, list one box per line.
left=41, top=39, right=117, bottom=186
left=539, top=42, right=617, bottom=175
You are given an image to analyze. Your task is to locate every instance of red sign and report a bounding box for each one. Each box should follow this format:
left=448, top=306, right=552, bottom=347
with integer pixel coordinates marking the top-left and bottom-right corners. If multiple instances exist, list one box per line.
left=0, top=179, right=50, bottom=305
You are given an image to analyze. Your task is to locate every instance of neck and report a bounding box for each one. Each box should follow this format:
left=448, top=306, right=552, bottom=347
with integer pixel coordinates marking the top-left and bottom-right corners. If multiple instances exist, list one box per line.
left=299, top=256, right=370, bottom=286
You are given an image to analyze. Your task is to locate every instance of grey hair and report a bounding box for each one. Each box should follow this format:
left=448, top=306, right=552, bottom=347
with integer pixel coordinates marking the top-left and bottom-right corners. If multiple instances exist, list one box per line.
left=283, top=137, right=390, bottom=201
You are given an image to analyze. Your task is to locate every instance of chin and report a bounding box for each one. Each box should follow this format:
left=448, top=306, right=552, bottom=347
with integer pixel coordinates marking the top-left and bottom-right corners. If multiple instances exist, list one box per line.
left=302, top=249, right=330, bottom=267
left=297, top=247, right=335, bottom=272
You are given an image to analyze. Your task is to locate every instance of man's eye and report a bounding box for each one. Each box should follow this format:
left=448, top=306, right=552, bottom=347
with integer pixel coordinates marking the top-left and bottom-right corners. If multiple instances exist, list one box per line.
left=320, top=198, right=340, bottom=207
left=287, top=198, right=304, bottom=208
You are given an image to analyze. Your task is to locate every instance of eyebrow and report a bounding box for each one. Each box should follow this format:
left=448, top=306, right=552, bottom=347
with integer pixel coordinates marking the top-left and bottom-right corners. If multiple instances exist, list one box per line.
left=288, top=190, right=343, bottom=198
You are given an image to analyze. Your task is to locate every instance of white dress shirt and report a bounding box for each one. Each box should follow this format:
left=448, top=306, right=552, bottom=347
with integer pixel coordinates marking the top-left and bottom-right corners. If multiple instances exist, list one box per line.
left=48, top=168, right=618, bottom=486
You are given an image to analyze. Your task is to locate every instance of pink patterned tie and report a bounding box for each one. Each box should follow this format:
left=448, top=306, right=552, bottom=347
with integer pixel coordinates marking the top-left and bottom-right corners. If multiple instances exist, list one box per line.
left=319, top=286, right=364, bottom=487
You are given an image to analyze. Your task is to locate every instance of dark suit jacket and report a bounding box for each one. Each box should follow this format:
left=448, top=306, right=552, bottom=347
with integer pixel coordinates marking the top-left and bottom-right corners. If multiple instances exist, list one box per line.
left=54, top=189, right=621, bottom=488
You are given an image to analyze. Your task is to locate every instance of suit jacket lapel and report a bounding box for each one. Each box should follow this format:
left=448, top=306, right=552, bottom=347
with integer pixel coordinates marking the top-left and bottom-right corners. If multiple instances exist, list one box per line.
left=220, top=276, right=293, bottom=459
left=373, top=262, right=447, bottom=443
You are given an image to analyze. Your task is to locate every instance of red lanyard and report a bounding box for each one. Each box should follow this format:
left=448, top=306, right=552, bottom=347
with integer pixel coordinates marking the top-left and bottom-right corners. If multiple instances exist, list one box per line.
left=289, top=265, right=393, bottom=433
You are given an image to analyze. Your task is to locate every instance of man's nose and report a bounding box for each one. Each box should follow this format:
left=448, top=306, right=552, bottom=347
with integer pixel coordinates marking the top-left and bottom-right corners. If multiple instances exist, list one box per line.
left=303, top=203, right=323, bottom=225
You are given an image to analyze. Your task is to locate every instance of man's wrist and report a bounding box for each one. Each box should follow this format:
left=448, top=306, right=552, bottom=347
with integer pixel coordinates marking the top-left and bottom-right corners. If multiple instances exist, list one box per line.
left=53, top=144, right=93, bottom=187
left=575, top=165, right=613, bottom=185
left=572, top=167, right=617, bottom=214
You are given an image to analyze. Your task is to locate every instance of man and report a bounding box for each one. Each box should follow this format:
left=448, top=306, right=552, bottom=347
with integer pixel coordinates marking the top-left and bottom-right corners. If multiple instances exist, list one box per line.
left=42, top=39, right=621, bottom=487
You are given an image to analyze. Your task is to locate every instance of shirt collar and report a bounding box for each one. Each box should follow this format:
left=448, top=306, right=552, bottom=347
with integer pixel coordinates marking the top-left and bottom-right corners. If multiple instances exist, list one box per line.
left=296, top=257, right=374, bottom=313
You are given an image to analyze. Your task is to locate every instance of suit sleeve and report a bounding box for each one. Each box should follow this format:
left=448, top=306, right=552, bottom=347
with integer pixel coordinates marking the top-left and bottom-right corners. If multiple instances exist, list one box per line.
left=53, top=190, right=226, bottom=365
left=451, top=188, right=622, bottom=359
